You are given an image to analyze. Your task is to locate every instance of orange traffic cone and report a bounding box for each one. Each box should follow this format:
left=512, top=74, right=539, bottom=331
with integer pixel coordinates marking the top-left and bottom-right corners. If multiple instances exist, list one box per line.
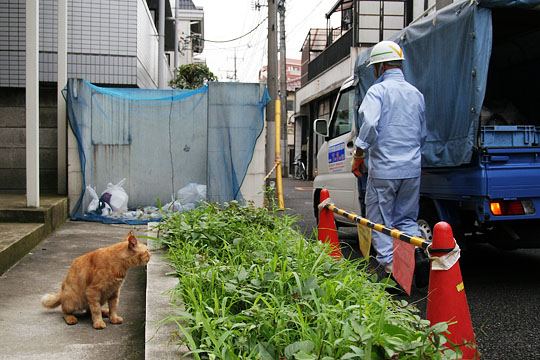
left=317, top=189, right=342, bottom=258
left=426, top=222, right=479, bottom=359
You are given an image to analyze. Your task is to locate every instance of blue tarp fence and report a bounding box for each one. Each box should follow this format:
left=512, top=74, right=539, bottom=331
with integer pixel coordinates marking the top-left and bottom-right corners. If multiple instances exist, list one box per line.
left=67, top=79, right=269, bottom=224
left=354, top=0, right=540, bottom=167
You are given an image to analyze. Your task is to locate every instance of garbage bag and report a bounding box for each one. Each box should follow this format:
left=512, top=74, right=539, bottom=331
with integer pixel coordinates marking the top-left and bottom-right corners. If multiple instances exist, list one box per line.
left=100, top=178, right=129, bottom=213
left=177, top=183, right=207, bottom=205
left=86, top=186, right=99, bottom=213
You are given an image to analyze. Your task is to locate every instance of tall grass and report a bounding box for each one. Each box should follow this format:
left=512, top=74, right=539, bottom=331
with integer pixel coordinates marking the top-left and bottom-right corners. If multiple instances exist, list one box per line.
left=157, top=202, right=458, bottom=359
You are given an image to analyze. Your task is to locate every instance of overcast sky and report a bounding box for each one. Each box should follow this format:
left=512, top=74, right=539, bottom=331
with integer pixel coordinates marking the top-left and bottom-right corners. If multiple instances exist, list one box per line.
left=191, top=0, right=339, bottom=82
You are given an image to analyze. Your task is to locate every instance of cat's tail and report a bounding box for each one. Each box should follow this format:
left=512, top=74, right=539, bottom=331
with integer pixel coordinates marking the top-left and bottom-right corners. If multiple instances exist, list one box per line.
left=41, top=292, right=61, bottom=308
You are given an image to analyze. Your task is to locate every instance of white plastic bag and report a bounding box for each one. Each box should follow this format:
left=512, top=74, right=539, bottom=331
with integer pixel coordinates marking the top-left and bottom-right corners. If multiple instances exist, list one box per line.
left=86, top=186, right=99, bottom=213
left=163, top=200, right=185, bottom=212
left=100, top=178, right=129, bottom=213
left=177, top=183, right=207, bottom=205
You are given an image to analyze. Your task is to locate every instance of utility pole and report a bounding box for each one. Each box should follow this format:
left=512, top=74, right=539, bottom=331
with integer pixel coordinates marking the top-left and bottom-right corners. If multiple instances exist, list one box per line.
left=57, top=0, right=67, bottom=194
left=229, top=49, right=243, bottom=81
left=278, top=0, right=288, bottom=177
left=158, top=0, right=165, bottom=88
left=234, top=48, right=238, bottom=81
left=174, top=0, right=179, bottom=69
left=265, top=0, right=278, bottom=180
left=224, top=49, right=244, bottom=82
left=26, top=0, right=39, bottom=207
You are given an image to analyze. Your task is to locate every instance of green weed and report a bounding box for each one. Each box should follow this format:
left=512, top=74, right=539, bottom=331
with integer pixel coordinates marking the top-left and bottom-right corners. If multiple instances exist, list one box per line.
left=157, top=202, right=458, bottom=359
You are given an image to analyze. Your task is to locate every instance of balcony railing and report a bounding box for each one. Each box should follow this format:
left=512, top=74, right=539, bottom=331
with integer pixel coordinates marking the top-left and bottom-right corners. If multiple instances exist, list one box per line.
left=307, top=28, right=353, bottom=82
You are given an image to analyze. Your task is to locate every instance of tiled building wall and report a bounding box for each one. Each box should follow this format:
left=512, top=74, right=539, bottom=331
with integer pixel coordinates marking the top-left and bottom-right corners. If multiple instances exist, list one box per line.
left=0, top=0, right=25, bottom=86
left=0, top=0, right=145, bottom=87
left=0, top=0, right=166, bottom=193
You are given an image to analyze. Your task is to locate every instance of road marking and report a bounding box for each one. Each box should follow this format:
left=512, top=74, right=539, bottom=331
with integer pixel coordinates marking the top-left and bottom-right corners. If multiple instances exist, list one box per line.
left=295, top=187, right=311, bottom=191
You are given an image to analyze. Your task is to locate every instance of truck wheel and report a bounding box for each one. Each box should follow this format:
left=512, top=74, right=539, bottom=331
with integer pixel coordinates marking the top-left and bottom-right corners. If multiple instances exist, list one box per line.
left=417, top=199, right=440, bottom=243
left=418, top=201, right=466, bottom=248
left=417, top=219, right=434, bottom=243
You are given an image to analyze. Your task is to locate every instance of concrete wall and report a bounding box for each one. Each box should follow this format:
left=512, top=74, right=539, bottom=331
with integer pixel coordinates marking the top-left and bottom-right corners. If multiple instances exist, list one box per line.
left=67, top=117, right=266, bottom=213
left=240, top=126, right=265, bottom=207
left=67, top=81, right=266, bottom=214
left=0, top=87, right=58, bottom=193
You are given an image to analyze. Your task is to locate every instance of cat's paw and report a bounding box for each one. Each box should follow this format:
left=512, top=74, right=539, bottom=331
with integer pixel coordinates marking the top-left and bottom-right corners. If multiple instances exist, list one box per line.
left=110, top=315, right=123, bottom=324
left=63, top=315, right=78, bottom=325
left=93, top=319, right=107, bottom=329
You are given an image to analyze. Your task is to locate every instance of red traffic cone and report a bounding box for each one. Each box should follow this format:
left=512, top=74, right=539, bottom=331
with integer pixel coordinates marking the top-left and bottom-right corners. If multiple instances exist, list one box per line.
left=317, top=189, right=342, bottom=258
left=426, top=222, right=479, bottom=359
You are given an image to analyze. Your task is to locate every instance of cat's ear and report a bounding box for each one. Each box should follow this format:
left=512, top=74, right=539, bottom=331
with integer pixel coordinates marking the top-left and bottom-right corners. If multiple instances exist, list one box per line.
left=127, top=231, right=137, bottom=249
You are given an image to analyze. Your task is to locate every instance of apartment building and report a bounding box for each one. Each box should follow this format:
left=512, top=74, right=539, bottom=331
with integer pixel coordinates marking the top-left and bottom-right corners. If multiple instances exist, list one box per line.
left=0, top=0, right=177, bottom=193
left=166, top=0, right=205, bottom=70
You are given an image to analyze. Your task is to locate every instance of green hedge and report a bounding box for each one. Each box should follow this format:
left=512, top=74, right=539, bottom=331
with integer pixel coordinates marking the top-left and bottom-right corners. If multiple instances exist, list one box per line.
left=157, top=202, right=458, bottom=359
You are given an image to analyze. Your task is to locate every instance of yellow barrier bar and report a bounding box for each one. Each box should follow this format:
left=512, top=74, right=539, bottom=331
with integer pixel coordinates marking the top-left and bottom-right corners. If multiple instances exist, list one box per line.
left=275, top=99, right=285, bottom=210
left=326, top=203, right=429, bottom=249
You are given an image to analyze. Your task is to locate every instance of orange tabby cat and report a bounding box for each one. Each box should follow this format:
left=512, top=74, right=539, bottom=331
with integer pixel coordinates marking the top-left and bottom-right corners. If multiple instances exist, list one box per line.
left=41, top=230, right=150, bottom=329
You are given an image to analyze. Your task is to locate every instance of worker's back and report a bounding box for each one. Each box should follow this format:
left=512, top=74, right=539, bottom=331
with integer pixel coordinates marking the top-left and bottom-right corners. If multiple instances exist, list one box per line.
left=365, top=68, right=425, bottom=180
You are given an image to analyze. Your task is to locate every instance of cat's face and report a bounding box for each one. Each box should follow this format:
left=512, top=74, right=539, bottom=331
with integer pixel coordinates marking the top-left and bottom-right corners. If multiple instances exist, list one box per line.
left=126, top=231, right=151, bottom=266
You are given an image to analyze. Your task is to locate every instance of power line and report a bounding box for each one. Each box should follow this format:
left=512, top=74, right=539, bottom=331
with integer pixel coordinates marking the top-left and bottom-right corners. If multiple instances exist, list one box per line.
left=286, top=0, right=327, bottom=38
left=199, top=17, right=268, bottom=43
left=241, top=9, right=265, bottom=65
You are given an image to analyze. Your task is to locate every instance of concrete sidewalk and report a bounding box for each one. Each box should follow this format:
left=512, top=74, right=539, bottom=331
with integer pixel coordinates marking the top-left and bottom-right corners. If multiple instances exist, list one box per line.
left=0, top=221, right=147, bottom=360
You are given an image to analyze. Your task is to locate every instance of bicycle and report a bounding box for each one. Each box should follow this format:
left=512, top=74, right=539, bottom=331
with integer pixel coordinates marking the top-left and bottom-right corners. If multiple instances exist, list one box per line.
left=292, top=154, right=307, bottom=180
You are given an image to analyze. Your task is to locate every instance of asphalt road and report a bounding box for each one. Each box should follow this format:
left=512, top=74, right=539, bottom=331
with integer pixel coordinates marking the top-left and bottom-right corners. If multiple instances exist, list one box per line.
left=283, top=178, right=540, bottom=359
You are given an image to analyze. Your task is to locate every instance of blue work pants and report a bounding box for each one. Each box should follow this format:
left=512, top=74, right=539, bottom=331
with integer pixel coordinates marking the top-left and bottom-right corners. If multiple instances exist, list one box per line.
left=364, top=176, right=421, bottom=266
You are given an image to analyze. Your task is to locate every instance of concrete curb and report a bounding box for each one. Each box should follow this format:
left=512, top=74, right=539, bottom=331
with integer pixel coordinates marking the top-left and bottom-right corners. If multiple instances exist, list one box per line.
left=145, top=225, right=191, bottom=359
left=0, top=196, right=67, bottom=275
left=0, top=223, right=46, bottom=274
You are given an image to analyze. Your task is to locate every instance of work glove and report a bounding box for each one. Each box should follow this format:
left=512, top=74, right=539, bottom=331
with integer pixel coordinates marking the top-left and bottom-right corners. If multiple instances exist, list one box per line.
left=351, top=155, right=365, bottom=178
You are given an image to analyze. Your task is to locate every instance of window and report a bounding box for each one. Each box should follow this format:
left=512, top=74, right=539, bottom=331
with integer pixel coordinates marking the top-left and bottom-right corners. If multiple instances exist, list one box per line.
left=329, top=89, right=354, bottom=138
left=286, top=100, right=294, bottom=111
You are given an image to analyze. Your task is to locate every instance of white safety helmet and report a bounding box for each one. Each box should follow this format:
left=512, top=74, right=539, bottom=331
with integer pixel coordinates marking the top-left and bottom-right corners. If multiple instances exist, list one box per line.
left=368, top=40, right=405, bottom=66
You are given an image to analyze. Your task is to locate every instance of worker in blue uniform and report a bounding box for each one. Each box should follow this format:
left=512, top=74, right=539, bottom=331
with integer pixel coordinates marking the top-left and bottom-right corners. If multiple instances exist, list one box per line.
left=351, top=40, right=427, bottom=276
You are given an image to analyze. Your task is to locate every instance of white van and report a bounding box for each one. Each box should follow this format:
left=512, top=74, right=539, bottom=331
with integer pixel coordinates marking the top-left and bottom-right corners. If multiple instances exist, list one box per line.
left=312, top=76, right=362, bottom=225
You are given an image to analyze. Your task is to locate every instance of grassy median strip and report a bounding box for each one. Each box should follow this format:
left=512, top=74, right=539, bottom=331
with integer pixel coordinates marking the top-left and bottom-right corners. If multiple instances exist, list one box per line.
left=157, top=202, right=458, bottom=359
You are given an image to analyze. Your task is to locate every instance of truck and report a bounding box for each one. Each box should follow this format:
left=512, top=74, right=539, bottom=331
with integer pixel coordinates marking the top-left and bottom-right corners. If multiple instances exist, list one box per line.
left=312, top=0, right=540, bottom=249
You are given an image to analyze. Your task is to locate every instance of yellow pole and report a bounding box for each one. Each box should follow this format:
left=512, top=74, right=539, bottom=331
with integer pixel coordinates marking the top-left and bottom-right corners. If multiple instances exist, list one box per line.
left=275, top=98, right=285, bottom=209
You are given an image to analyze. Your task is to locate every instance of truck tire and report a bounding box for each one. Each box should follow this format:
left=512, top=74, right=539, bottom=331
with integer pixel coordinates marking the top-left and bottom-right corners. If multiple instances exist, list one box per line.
left=417, top=200, right=438, bottom=243
left=417, top=219, right=434, bottom=243
left=418, top=199, right=467, bottom=248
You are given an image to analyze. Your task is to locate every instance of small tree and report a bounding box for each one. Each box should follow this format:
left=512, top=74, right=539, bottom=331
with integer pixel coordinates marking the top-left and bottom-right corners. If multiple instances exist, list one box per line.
left=169, top=63, right=217, bottom=89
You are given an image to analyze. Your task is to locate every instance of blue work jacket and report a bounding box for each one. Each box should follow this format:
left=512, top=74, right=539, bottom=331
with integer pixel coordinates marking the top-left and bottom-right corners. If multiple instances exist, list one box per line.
left=355, top=68, right=426, bottom=179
